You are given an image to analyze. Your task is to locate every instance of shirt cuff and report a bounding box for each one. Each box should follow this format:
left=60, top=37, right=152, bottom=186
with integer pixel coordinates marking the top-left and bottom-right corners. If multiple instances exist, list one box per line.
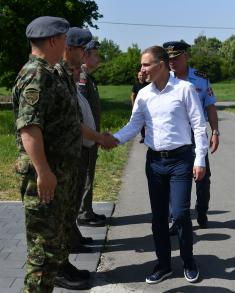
left=194, top=156, right=206, bottom=167
left=113, top=133, right=122, bottom=144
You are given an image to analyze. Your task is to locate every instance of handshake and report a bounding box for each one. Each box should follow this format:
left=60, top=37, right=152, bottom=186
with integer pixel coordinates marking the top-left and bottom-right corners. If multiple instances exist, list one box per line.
left=82, top=124, right=119, bottom=150
left=98, top=132, right=119, bottom=150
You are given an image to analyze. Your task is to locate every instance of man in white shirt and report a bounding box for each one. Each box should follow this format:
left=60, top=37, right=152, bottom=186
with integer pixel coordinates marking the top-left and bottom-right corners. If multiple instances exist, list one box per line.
left=113, top=46, right=208, bottom=284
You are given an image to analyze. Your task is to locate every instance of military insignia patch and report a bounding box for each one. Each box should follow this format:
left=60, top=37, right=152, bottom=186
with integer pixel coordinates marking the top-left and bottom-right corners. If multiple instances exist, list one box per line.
left=79, top=71, right=87, bottom=86
left=194, top=71, right=208, bottom=79
left=207, top=87, right=214, bottom=96
left=24, top=88, right=40, bottom=105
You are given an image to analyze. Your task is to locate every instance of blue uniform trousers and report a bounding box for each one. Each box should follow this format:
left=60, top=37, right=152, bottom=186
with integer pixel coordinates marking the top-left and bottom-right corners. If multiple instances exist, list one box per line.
left=146, top=147, right=194, bottom=269
left=195, top=153, right=211, bottom=214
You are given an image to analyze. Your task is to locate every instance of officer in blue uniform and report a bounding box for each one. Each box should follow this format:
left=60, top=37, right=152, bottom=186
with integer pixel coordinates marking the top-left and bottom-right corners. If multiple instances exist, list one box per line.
left=163, top=41, right=220, bottom=228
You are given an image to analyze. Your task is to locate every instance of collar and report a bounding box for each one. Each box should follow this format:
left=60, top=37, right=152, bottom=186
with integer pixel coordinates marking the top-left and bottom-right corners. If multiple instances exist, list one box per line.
left=29, top=54, right=55, bottom=73
left=61, top=59, right=73, bottom=76
left=187, top=66, right=196, bottom=80
left=151, top=74, right=175, bottom=92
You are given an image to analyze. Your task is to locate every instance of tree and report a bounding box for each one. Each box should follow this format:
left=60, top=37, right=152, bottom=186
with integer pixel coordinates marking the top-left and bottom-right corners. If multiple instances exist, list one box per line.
left=0, top=0, right=102, bottom=88
left=189, top=36, right=223, bottom=82
left=94, top=43, right=141, bottom=85
left=98, top=38, right=121, bottom=62
left=219, top=35, right=235, bottom=79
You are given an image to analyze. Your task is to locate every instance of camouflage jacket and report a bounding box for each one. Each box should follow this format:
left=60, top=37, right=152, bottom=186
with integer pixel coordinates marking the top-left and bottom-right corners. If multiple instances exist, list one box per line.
left=12, top=55, right=82, bottom=163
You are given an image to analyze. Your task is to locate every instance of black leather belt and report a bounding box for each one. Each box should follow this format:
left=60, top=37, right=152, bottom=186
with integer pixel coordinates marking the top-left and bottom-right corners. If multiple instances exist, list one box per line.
left=149, top=145, right=192, bottom=158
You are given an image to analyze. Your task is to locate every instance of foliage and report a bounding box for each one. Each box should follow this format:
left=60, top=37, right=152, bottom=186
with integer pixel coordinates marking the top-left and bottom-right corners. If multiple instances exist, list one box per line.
left=0, top=0, right=102, bottom=88
left=94, top=44, right=141, bottom=85
left=98, top=38, right=121, bottom=62
left=219, top=35, right=235, bottom=79
left=189, top=36, right=223, bottom=82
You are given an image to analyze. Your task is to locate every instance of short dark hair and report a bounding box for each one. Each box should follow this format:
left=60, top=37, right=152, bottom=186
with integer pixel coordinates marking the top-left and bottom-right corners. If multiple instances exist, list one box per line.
left=29, top=37, right=49, bottom=48
left=142, top=46, right=169, bottom=68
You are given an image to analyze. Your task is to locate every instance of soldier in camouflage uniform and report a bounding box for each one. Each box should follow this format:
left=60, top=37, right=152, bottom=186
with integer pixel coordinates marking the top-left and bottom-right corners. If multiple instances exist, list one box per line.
left=12, top=17, right=90, bottom=292
left=76, top=40, right=107, bottom=227
left=54, top=27, right=118, bottom=289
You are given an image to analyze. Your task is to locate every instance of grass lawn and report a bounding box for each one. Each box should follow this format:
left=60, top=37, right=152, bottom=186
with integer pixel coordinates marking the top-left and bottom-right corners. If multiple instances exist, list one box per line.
left=212, top=81, right=235, bottom=101
left=0, top=87, right=10, bottom=96
left=0, top=85, right=132, bottom=201
left=225, top=107, right=235, bottom=114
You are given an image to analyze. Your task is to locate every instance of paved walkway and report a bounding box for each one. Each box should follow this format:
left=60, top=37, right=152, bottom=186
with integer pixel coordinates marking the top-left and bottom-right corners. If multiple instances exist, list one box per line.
left=0, top=108, right=235, bottom=293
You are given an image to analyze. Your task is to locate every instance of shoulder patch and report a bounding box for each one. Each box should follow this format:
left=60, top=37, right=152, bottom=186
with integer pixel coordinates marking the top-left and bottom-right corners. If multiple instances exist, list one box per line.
left=207, top=87, right=214, bottom=96
left=24, top=88, right=40, bottom=105
left=194, top=71, right=208, bottom=79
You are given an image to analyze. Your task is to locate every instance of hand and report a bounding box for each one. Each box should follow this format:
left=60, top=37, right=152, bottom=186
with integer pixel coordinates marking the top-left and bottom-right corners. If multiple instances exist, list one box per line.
left=210, top=134, right=219, bottom=154
left=37, top=168, right=57, bottom=203
left=99, top=133, right=118, bottom=150
left=193, top=166, right=206, bottom=182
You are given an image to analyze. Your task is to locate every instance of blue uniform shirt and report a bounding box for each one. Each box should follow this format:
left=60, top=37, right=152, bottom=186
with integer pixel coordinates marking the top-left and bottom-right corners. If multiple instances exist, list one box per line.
left=171, top=67, right=216, bottom=120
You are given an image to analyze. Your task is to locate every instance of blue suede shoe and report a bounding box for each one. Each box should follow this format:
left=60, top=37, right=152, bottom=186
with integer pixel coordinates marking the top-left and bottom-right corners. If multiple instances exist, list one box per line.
left=184, top=259, right=199, bottom=283
left=146, top=264, right=172, bottom=284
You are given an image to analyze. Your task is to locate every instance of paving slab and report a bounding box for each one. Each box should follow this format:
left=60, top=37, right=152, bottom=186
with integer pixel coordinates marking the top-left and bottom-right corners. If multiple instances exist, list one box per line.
left=0, top=201, right=114, bottom=292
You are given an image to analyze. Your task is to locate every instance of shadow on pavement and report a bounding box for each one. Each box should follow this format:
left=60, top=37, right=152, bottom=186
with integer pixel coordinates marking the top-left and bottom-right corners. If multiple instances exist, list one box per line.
left=103, top=231, right=230, bottom=254
left=216, top=105, right=235, bottom=111
left=110, top=210, right=230, bottom=227
left=96, top=254, right=235, bottom=285
left=165, top=285, right=235, bottom=293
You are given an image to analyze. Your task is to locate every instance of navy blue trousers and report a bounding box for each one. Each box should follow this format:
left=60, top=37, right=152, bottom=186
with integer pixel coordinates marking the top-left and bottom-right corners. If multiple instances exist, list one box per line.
left=146, top=148, right=194, bottom=269
left=195, top=153, right=211, bottom=214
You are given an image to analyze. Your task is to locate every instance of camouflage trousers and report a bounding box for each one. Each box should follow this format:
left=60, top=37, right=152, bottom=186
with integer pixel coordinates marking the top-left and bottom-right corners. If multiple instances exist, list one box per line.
left=16, top=154, right=79, bottom=293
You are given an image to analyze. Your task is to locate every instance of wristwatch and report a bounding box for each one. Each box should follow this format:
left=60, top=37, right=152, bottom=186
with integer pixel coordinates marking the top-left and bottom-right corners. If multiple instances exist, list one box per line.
left=212, top=130, right=220, bottom=136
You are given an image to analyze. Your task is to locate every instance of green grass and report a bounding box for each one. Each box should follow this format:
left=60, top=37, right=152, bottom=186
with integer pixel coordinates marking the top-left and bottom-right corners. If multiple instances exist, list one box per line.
left=0, top=85, right=132, bottom=201
left=0, top=110, right=19, bottom=200
left=94, top=85, right=132, bottom=201
left=212, top=81, right=235, bottom=101
left=0, top=87, right=10, bottom=96
left=225, top=107, right=235, bottom=114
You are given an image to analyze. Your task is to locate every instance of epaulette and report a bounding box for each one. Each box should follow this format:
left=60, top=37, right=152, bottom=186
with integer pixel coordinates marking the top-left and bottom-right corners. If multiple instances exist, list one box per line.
left=194, top=71, right=208, bottom=79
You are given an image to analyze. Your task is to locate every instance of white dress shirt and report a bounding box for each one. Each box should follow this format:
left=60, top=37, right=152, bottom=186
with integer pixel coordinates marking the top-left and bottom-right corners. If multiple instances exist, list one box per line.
left=76, top=85, right=96, bottom=148
left=114, top=75, right=208, bottom=167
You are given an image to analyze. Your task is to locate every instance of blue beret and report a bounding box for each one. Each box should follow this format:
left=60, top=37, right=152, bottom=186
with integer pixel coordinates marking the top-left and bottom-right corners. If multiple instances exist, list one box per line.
left=66, top=27, right=92, bottom=47
left=163, top=41, right=191, bottom=58
left=26, top=16, right=69, bottom=39
left=85, top=40, right=100, bottom=51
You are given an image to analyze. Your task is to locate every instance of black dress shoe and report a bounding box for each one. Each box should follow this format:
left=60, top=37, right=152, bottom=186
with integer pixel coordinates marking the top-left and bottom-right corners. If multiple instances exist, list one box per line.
left=69, top=243, right=92, bottom=254
left=80, top=236, right=94, bottom=245
left=54, top=261, right=90, bottom=289
left=197, top=212, right=208, bottom=228
left=77, top=215, right=106, bottom=227
left=54, top=275, right=89, bottom=290
left=58, top=260, right=90, bottom=279
left=92, top=211, right=107, bottom=221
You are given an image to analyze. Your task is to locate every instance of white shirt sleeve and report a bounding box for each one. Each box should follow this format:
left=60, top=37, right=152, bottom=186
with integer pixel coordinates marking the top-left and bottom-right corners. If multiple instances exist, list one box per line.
left=184, top=84, right=208, bottom=167
left=114, top=93, right=145, bottom=143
